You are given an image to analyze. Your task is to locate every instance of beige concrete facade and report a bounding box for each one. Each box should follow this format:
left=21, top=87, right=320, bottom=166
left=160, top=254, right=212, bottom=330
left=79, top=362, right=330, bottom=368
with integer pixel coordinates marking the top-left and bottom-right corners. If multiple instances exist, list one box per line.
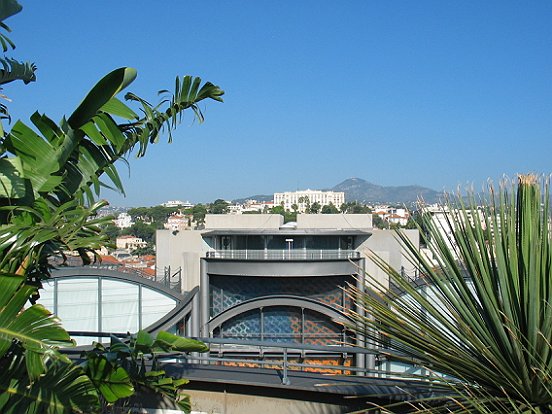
left=273, top=189, right=345, bottom=213
left=156, top=214, right=418, bottom=292
left=296, top=213, right=372, bottom=229
left=187, top=389, right=351, bottom=414
left=205, top=214, right=283, bottom=229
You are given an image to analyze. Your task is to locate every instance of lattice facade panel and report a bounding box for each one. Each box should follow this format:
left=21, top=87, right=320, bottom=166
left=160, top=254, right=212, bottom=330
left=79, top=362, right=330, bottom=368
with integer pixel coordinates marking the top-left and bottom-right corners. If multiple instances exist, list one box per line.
left=210, top=273, right=355, bottom=345
left=209, top=275, right=353, bottom=317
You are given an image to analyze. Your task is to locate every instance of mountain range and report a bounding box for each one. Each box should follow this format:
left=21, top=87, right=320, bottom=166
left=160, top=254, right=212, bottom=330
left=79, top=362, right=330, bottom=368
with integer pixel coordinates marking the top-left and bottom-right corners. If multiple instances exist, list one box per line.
left=331, top=178, right=443, bottom=205
left=235, top=178, right=443, bottom=205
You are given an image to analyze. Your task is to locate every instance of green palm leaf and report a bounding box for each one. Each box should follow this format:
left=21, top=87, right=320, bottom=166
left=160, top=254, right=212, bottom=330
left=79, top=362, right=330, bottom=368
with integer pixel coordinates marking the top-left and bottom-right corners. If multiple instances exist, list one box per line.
left=0, top=199, right=110, bottom=275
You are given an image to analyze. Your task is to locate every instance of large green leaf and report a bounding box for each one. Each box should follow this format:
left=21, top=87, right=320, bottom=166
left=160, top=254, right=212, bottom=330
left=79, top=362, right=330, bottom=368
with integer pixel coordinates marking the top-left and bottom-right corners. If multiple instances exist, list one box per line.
left=67, top=67, right=137, bottom=130
left=0, top=157, right=27, bottom=199
left=0, top=1, right=21, bottom=54
left=81, top=330, right=207, bottom=413
left=0, top=273, right=100, bottom=413
left=125, top=74, right=224, bottom=157
left=99, top=96, right=138, bottom=120
left=2, top=67, right=223, bottom=208
left=153, top=331, right=209, bottom=353
left=82, top=353, right=134, bottom=404
left=0, top=199, right=109, bottom=275
left=0, top=275, right=73, bottom=357
left=0, top=58, right=36, bottom=85
left=0, top=351, right=100, bottom=414
left=0, top=0, right=22, bottom=24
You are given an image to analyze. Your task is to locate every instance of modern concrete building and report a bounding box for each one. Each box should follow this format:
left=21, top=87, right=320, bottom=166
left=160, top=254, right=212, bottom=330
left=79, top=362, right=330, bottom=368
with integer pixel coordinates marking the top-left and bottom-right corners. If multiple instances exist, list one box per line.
left=156, top=214, right=419, bottom=371
left=273, top=189, right=345, bottom=212
left=37, top=214, right=422, bottom=412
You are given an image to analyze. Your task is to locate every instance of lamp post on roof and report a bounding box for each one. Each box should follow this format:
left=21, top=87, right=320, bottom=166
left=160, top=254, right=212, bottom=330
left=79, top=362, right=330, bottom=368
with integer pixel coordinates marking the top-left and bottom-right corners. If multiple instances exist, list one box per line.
left=285, top=238, right=293, bottom=257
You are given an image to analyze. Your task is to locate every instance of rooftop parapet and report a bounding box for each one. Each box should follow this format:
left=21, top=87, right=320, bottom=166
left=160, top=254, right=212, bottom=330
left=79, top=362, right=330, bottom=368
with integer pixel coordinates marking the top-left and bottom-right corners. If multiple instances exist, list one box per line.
left=296, top=213, right=372, bottom=230
left=204, top=213, right=283, bottom=229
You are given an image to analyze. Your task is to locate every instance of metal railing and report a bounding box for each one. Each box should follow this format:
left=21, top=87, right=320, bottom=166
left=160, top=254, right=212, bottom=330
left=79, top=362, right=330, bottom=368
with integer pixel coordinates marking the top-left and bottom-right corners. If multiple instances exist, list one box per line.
left=174, top=337, right=378, bottom=385
left=205, top=249, right=360, bottom=261
left=155, top=266, right=182, bottom=292
left=52, top=263, right=183, bottom=293
left=65, top=263, right=154, bottom=280
left=65, top=332, right=420, bottom=387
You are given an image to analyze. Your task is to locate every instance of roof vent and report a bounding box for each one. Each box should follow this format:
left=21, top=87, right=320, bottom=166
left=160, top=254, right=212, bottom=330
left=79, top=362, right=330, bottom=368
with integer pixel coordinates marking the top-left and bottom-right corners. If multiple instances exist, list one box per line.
left=280, top=221, right=297, bottom=229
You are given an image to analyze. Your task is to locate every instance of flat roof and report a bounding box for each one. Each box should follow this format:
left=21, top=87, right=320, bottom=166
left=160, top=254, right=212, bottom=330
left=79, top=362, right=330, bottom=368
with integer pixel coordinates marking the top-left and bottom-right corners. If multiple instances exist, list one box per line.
left=202, top=229, right=372, bottom=236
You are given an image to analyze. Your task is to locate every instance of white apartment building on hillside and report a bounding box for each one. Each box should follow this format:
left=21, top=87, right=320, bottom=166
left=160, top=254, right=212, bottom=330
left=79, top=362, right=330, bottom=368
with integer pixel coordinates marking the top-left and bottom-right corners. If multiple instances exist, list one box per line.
left=162, top=200, right=194, bottom=208
left=274, top=189, right=345, bottom=212
left=114, top=212, right=133, bottom=229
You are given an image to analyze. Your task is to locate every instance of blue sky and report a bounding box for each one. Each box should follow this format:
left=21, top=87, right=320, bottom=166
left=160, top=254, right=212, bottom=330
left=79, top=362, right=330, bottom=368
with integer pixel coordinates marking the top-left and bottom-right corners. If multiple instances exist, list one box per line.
left=4, top=1, right=552, bottom=206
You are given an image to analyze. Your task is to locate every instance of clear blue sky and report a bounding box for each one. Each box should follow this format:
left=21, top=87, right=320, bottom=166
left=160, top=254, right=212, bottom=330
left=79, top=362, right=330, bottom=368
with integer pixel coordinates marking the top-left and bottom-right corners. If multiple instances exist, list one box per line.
left=5, top=1, right=552, bottom=206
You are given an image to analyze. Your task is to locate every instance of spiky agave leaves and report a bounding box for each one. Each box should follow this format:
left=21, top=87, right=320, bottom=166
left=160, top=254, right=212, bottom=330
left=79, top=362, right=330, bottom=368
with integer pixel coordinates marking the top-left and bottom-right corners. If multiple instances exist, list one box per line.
left=348, top=175, right=552, bottom=413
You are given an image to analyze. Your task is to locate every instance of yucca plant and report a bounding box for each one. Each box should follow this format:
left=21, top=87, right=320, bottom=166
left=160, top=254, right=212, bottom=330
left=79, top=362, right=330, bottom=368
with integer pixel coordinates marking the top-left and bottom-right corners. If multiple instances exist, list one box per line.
left=348, top=175, right=552, bottom=413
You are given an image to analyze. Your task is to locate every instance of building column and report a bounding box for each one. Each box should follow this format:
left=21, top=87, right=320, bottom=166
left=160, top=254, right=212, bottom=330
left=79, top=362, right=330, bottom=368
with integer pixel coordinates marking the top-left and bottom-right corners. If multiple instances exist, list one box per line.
left=355, top=258, right=370, bottom=375
left=191, top=291, right=200, bottom=338
left=200, top=258, right=209, bottom=337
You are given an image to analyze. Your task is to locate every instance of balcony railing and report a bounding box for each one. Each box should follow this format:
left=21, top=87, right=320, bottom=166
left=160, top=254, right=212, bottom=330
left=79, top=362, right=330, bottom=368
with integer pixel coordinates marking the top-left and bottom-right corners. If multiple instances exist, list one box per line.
left=205, top=249, right=360, bottom=261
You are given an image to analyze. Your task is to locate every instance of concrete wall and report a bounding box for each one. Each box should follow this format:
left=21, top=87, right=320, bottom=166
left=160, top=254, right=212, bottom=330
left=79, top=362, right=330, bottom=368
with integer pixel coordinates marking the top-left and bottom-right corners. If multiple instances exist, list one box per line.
left=296, top=214, right=372, bottom=229
left=357, top=229, right=419, bottom=289
left=205, top=214, right=283, bottom=229
left=156, top=230, right=208, bottom=291
left=187, top=389, right=357, bottom=414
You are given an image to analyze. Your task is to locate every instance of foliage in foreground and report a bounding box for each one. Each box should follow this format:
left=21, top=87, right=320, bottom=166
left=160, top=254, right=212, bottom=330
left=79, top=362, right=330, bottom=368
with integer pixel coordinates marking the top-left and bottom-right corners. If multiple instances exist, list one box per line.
left=0, top=1, right=222, bottom=412
left=0, top=273, right=209, bottom=413
left=0, top=274, right=99, bottom=413
left=348, top=175, right=552, bottom=413
left=82, top=331, right=209, bottom=413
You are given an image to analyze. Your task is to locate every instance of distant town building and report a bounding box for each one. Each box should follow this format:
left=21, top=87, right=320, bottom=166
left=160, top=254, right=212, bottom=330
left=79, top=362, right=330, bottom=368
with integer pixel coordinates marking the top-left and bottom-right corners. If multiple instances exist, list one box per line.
left=273, top=190, right=344, bottom=213
left=164, top=213, right=192, bottom=232
left=421, top=203, right=490, bottom=261
left=243, top=200, right=274, bottom=213
left=225, top=200, right=275, bottom=215
left=114, top=212, right=133, bottom=229
left=373, top=206, right=410, bottom=226
left=116, top=235, right=148, bottom=251
left=162, top=200, right=194, bottom=208
left=227, top=204, right=243, bottom=214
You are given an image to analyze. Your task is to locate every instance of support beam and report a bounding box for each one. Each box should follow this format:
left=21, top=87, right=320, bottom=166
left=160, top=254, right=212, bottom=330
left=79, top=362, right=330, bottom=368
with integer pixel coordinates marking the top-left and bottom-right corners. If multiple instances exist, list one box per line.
left=200, top=259, right=209, bottom=337
left=355, top=258, right=368, bottom=374
left=192, top=291, right=200, bottom=338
